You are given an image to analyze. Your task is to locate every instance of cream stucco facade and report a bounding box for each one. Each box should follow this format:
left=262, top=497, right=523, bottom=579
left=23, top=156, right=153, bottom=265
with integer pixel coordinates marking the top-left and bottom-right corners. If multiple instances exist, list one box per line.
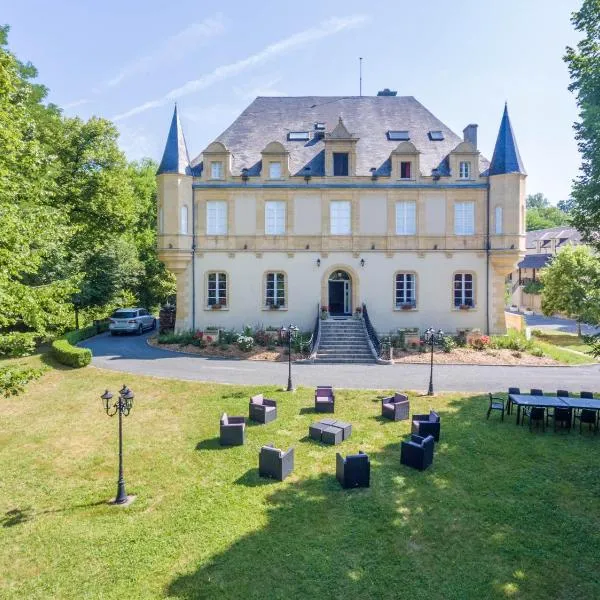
left=157, top=97, right=526, bottom=337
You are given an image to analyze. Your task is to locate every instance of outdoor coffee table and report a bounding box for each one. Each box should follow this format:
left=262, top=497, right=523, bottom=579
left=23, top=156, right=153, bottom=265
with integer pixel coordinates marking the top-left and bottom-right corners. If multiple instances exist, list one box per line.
left=309, top=419, right=352, bottom=445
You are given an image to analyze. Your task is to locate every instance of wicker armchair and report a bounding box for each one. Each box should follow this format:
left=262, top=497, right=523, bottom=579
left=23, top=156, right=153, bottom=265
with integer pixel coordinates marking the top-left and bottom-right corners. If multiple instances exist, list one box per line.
left=411, top=411, right=441, bottom=441
left=381, top=393, right=410, bottom=421
left=259, top=445, right=294, bottom=481
left=249, top=394, right=277, bottom=424
left=315, top=386, right=335, bottom=413
left=336, top=451, right=370, bottom=488
left=400, top=434, right=435, bottom=471
left=219, top=413, right=246, bottom=446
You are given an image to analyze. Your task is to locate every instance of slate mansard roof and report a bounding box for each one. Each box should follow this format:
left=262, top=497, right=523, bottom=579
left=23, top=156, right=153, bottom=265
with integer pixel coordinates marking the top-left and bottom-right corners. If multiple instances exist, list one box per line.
left=190, top=96, right=491, bottom=178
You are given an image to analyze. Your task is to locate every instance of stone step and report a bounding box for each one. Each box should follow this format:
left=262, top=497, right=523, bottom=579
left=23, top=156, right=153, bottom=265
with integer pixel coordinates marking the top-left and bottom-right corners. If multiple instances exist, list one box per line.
left=314, top=358, right=377, bottom=364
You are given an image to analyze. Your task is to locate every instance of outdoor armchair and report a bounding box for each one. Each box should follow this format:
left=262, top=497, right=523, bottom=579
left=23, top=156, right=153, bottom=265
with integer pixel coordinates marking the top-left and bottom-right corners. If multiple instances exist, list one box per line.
left=219, top=413, right=246, bottom=446
left=507, top=387, right=520, bottom=415
left=487, top=393, right=505, bottom=421
left=381, top=393, right=410, bottom=421
left=315, top=386, right=335, bottom=413
left=411, top=411, right=441, bottom=441
left=259, top=444, right=294, bottom=481
left=400, top=434, right=435, bottom=471
left=249, top=394, right=278, bottom=424
left=336, top=451, right=370, bottom=488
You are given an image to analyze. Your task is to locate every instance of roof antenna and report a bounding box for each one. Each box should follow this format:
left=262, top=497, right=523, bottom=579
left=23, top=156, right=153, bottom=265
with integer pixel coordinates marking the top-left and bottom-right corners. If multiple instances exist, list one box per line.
left=359, top=57, right=363, bottom=96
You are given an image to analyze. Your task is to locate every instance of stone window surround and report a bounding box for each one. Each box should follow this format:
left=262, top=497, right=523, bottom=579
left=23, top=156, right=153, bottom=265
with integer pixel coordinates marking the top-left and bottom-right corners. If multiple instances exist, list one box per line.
left=452, top=270, right=477, bottom=310
left=263, top=270, right=288, bottom=310
left=205, top=271, right=229, bottom=310
left=393, top=271, right=418, bottom=310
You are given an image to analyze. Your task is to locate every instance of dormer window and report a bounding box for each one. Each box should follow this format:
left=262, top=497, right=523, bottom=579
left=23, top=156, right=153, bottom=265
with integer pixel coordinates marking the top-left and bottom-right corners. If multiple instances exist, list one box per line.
left=400, top=161, right=412, bottom=180
left=459, top=161, right=471, bottom=179
left=269, top=162, right=281, bottom=179
left=333, top=153, right=349, bottom=176
left=211, top=161, right=223, bottom=179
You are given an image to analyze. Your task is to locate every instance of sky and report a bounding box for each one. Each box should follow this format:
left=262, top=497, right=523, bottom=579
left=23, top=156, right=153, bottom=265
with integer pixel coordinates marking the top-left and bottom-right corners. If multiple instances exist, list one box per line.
left=4, top=0, right=583, bottom=203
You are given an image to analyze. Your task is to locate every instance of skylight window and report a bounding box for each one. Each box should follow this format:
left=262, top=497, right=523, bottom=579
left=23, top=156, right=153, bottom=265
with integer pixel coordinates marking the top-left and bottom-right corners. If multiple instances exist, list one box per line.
left=314, top=122, right=326, bottom=130
left=429, top=130, right=444, bottom=141
left=288, top=131, right=309, bottom=141
left=387, top=130, right=410, bottom=141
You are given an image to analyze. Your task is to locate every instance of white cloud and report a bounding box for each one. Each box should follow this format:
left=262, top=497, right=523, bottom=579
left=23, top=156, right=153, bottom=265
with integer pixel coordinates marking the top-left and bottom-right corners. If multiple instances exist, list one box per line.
left=113, top=14, right=369, bottom=121
left=107, top=15, right=226, bottom=88
left=62, top=98, right=89, bottom=109
left=117, top=123, right=161, bottom=160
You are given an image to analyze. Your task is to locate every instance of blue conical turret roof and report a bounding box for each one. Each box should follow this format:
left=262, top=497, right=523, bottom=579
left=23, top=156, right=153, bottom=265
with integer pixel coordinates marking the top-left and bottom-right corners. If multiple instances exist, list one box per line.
left=157, top=105, right=192, bottom=175
left=489, top=104, right=526, bottom=176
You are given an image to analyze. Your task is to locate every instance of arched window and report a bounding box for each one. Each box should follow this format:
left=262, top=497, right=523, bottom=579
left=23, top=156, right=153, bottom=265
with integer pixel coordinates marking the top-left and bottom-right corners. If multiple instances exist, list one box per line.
left=495, top=206, right=503, bottom=235
left=158, top=207, right=164, bottom=233
left=180, top=205, right=188, bottom=234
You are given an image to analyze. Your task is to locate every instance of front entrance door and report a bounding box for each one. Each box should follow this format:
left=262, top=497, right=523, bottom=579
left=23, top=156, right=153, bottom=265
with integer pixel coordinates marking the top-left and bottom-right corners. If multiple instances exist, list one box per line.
left=328, top=270, right=352, bottom=316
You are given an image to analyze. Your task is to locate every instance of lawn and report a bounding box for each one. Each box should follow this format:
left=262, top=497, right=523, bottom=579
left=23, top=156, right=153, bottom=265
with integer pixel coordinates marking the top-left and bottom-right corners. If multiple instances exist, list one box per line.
left=533, top=331, right=596, bottom=355
left=1, top=355, right=599, bottom=599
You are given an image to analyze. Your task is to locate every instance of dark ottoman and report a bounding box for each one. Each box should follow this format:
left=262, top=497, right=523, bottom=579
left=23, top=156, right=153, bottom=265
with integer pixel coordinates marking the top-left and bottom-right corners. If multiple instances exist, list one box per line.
left=322, top=426, right=343, bottom=445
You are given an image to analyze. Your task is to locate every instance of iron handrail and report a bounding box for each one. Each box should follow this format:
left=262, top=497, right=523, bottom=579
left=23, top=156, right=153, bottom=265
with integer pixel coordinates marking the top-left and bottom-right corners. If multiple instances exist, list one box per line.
left=362, top=303, right=381, bottom=356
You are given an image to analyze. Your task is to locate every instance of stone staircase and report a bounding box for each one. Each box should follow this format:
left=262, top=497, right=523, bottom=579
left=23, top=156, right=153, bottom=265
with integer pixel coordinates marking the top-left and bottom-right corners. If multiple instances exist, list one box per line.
left=314, top=318, right=377, bottom=364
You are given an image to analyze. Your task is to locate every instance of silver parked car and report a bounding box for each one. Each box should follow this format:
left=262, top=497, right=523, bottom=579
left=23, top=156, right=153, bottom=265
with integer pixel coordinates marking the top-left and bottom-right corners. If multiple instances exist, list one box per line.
left=109, top=308, right=156, bottom=336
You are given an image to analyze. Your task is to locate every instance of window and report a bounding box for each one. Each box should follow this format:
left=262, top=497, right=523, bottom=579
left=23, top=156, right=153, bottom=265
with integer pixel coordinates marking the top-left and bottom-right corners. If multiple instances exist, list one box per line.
left=207, top=272, right=227, bottom=306
left=206, top=201, right=227, bottom=235
left=265, top=201, right=286, bottom=235
left=387, top=130, right=410, bottom=141
left=454, top=273, right=474, bottom=307
left=288, top=131, right=309, bottom=141
left=395, top=201, right=416, bottom=235
left=265, top=272, right=286, bottom=307
left=179, top=205, right=188, bottom=234
left=459, top=161, right=471, bottom=179
left=429, top=130, right=444, bottom=141
left=400, top=161, right=412, bottom=179
left=315, top=122, right=326, bottom=131
left=333, top=152, right=349, bottom=176
left=158, top=207, right=164, bottom=233
left=210, top=161, right=223, bottom=179
left=395, top=273, right=416, bottom=307
left=495, top=206, right=503, bottom=235
left=269, top=162, right=281, bottom=179
left=454, top=201, right=475, bottom=235
left=330, top=201, right=351, bottom=235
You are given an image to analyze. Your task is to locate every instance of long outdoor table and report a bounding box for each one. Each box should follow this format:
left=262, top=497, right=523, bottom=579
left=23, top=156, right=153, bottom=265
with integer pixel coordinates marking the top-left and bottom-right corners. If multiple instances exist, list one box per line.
left=509, top=394, right=600, bottom=425
left=509, top=394, right=567, bottom=425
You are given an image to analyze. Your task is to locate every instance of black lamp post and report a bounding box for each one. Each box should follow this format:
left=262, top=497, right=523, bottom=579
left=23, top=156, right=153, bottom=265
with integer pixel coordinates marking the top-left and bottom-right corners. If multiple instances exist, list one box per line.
left=101, top=385, right=134, bottom=504
left=73, top=294, right=81, bottom=330
left=282, top=324, right=299, bottom=391
left=423, top=328, right=444, bottom=396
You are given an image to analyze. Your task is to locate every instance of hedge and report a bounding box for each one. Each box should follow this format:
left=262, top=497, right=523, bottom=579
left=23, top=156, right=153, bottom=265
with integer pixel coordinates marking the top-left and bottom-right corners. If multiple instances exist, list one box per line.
left=51, top=321, right=108, bottom=368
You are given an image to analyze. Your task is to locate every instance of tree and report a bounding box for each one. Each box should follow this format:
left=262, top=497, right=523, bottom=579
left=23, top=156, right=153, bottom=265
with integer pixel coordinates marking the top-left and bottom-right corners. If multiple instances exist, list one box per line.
left=525, top=194, right=571, bottom=231
left=540, top=245, right=600, bottom=336
left=564, top=1, right=600, bottom=251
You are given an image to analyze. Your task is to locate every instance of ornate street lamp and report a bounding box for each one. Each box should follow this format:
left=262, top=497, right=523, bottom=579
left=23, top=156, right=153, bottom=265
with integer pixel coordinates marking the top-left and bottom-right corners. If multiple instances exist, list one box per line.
left=72, top=294, right=82, bottom=330
left=282, top=324, right=299, bottom=391
left=423, top=328, right=444, bottom=396
left=100, top=385, right=134, bottom=504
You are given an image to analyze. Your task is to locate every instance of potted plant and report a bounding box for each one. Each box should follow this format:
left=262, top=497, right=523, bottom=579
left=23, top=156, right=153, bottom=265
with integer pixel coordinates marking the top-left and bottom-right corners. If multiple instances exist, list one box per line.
left=210, top=303, right=222, bottom=310
left=400, top=304, right=414, bottom=311
left=459, top=304, right=472, bottom=310
left=320, top=307, right=328, bottom=320
left=354, top=307, right=362, bottom=319
left=269, top=303, right=280, bottom=310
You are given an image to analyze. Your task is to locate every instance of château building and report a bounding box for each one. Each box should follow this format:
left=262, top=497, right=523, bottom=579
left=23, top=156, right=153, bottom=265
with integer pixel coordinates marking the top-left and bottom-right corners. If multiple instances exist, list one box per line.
left=157, top=91, right=526, bottom=338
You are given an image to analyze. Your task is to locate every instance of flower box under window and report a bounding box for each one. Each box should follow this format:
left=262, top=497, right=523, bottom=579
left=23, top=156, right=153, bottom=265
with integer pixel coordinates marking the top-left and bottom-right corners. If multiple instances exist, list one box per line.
left=399, top=304, right=416, bottom=311
left=268, top=303, right=281, bottom=310
left=210, top=304, right=223, bottom=310
left=459, top=304, right=472, bottom=310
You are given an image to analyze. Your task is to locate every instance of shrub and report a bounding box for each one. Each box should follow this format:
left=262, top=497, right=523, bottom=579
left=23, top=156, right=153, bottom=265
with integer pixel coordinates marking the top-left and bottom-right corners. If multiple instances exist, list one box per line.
left=157, top=330, right=196, bottom=345
left=220, top=329, right=238, bottom=344
left=523, top=280, right=544, bottom=295
left=51, top=323, right=106, bottom=368
left=470, top=335, right=491, bottom=351
left=441, top=335, right=456, bottom=353
left=491, top=330, right=533, bottom=352
left=531, top=329, right=544, bottom=337
left=51, top=339, right=92, bottom=367
left=236, top=335, right=254, bottom=352
left=0, top=366, right=46, bottom=397
left=0, top=332, right=38, bottom=358
left=253, top=330, right=271, bottom=346
left=530, top=346, right=545, bottom=357
left=454, top=332, right=467, bottom=347
left=242, top=325, right=253, bottom=337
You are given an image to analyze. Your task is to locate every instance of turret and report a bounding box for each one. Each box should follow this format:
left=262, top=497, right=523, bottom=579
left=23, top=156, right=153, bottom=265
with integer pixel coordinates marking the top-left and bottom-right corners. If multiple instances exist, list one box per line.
left=156, top=105, right=194, bottom=331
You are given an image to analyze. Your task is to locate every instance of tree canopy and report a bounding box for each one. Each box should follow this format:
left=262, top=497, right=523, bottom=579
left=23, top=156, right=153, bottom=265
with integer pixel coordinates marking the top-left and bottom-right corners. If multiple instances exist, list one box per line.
left=564, top=0, right=600, bottom=250
left=525, top=193, right=571, bottom=231
left=0, top=25, right=174, bottom=348
left=540, top=245, right=600, bottom=336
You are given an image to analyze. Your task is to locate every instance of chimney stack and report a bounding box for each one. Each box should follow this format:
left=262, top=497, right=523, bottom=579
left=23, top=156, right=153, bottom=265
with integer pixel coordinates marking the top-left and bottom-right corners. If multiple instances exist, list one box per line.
left=377, top=88, right=397, bottom=96
left=463, top=124, right=478, bottom=149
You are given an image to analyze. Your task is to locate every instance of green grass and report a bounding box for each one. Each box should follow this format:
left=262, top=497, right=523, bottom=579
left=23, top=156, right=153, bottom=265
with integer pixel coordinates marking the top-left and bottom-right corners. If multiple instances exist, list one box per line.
left=1, top=354, right=599, bottom=599
left=531, top=332, right=598, bottom=365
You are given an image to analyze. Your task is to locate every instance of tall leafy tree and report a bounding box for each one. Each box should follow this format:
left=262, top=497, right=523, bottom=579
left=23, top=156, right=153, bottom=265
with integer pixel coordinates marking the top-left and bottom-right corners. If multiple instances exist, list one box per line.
left=564, top=0, right=600, bottom=250
left=525, top=194, right=571, bottom=231
left=540, top=245, right=600, bottom=336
